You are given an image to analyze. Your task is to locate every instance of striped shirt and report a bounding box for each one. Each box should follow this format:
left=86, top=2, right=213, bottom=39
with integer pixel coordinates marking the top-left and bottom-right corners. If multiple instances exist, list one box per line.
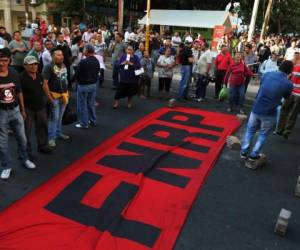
left=291, top=64, right=300, bottom=96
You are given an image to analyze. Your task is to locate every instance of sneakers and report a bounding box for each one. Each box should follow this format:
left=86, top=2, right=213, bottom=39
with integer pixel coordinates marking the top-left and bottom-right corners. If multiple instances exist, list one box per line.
left=58, top=133, right=70, bottom=140
left=1, top=168, right=12, bottom=180
left=24, top=160, right=36, bottom=169
left=75, top=123, right=89, bottom=129
left=0, top=161, right=36, bottom=180
left=196, top=98, right=204, bottom=102
left=48, top=139, right=56, bottom=148
left=227, top=107, right=232, bottom=112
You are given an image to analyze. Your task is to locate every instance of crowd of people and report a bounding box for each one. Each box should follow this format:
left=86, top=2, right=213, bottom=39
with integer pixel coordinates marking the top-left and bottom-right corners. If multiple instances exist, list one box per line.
left=0, top=18, right=299, bottom=179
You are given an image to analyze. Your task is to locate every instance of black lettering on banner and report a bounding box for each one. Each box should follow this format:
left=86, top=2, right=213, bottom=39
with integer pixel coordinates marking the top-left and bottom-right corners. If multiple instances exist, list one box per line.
left=98, top=142, right=201, bottom=188
left=133, top=124, right=217, bottom=153
left=45, top=172, right=161, bottom=248
left=158, top=111, right=224, bottom=132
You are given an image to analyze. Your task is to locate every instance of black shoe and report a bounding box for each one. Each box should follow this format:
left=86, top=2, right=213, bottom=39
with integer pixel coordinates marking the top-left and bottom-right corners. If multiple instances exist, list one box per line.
left=38, top=146, right=53, bottom=154
left=89, top=121, right=97, bottom=127
left=240, top=152, right=248, bottom=159
left=248, top=155, right=261, bottom=162
left=282, top=132, right=289, bottom=139
left=273, top=131, right=283, bottom=136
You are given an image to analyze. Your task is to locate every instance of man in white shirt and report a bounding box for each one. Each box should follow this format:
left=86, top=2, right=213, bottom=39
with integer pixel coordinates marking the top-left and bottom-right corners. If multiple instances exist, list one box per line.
left=0, top=36, right=7, bottom=49
left=285, top=39, right=298, bottom=61
left=124, top=28, right=131, bottom=43
left=171, top=32, right=182, bottom=48
left=82, top=27, right=93, bottom=43
left=194, top=42, right=212, bottom=102
left=42, top=39, right=54, bottom=68
left=260, top=52, right=279, bottom=75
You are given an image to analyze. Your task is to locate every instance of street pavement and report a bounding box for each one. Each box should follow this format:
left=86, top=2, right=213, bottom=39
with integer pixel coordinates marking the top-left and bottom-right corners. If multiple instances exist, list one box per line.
left=0, top=69, right=299, bottom=250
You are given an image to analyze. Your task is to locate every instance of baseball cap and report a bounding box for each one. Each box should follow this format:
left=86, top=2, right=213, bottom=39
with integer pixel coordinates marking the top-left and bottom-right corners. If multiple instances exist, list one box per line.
left=185, top=36, right=193, bottom=44
left=24, top=56, right=39, bottom=65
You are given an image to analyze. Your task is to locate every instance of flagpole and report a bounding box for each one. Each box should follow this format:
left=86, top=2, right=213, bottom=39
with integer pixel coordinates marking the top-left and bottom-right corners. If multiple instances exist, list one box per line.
left=247, top=0, right=260, bottom=42
left=145, top=0, right=151, bottom=52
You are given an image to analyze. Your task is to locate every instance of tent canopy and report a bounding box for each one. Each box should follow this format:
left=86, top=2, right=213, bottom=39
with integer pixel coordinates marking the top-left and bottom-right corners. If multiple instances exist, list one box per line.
left=138, top=9, right=232, bottom=29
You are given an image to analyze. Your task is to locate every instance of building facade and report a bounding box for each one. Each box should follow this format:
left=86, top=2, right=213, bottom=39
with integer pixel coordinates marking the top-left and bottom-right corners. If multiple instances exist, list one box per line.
left=0, top=0, right=51, bottom=33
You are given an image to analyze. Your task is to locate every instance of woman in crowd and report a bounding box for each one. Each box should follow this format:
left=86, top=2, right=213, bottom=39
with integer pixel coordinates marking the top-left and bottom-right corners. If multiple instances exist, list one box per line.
left=113, top=45, right=141, bottom=109
left=224, top=52, right=254, bottom=114
left=156, top=47, right=176, bottom=99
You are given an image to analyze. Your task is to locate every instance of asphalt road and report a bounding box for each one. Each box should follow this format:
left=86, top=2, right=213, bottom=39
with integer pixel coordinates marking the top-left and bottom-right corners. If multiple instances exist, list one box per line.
left=0, top=70, right=299, bottom=250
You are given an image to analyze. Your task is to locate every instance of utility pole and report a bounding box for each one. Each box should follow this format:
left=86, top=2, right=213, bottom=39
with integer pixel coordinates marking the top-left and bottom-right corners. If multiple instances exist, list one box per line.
left=118, top=0, right=124, bottom=32
left=247, top=0, right=260, bottom=42
left=24, top=0, right=29, bottom=27
left=260, top=0, right=274, bottom=42
left=145, top=0, right=151, bottom=52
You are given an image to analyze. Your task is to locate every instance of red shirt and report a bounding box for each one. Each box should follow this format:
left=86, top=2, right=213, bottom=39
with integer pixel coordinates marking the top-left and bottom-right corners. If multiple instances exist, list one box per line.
left=224, top=61, right=254, bottom=86
left=215, top=52, right=232, bottom=71
left=291, top=64, right=300, bottom=96
left=29, top=35, right=43, bottom=49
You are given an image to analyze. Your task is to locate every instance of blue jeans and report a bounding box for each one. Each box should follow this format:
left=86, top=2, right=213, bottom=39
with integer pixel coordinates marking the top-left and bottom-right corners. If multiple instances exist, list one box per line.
left=48, top=99, right=66, bottom=141
left=77, top=83, right=97, bottom=126
left=229, top=84, right=245, bottom=109
left=177, top=65, right=192, bottom=99
left=151, top=49, right=160, bottom=68
left=195, top=74, right=209, bottom=99
left=241, top=112, right=276, bottom=158
left=112, top=61, right=119, bottom=87
left=0, top=106, right=28, bottom=169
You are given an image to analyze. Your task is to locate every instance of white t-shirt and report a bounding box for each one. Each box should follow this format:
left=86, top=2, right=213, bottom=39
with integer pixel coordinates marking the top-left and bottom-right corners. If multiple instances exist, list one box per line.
left=124, top=31, right=130, bottom=43
left=285, top=47, right=298, bottom=61
left=157, top=55, right=175, bottom=78
left=82, top=31, right=93, bottom=43
left=196, top=50, right=212, bottom=75
left=171, top=36, right=182, bottom=47
left=42, top=49, right=52, bottom=67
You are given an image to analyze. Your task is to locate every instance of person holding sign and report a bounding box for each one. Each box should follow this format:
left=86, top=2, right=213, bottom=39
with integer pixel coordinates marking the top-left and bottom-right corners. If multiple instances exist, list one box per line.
left=113, top=45, right=141, bottom=109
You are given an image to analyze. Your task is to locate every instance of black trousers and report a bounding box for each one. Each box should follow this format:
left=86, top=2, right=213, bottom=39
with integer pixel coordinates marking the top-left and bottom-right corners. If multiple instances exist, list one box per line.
left=215, top=70, right=227, bottom=97
left=99, top=68, right=105, bottom=87
left=139, top=77, right=151, bottom=96
left=158, top=77, right=172, bottom=92
left=24, top=108, right=48, bottom=154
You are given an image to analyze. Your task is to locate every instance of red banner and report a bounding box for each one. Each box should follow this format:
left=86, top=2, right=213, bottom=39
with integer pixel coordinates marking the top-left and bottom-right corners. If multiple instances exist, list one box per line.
left=0, top=107, right=240, bottom=250
left=211, top=25, right=225, bottom=51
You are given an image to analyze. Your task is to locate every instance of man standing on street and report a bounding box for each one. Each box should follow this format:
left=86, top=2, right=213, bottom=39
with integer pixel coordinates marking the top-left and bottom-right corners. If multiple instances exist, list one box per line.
left=177, top=40, right=193, bottom=101
left=56, top=32, right=72, bottom=89
left=194, top=42, right=212, bottom=102
left=111, top=33, right=126, bottom=89
left=75, top=44, right=100, bottom=129
left=0, top=48, right=36, bottom=180
left=42, top=39, right=54, bottom=68
left=21, top=55, right=52, bottom=158
left=8, top=31, right=29, bottom=73
left=240, top=61, right=293, bottom=170
left=42, top=48, right=70, bottom=148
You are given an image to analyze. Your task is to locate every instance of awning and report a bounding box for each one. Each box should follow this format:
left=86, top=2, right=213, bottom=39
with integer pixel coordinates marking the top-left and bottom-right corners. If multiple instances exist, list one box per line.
left=138, top=9, right=232, bottom=29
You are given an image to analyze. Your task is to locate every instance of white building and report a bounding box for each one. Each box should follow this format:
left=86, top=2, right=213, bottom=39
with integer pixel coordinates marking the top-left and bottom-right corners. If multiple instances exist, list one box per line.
left=0, top=0, right=50, bottom=33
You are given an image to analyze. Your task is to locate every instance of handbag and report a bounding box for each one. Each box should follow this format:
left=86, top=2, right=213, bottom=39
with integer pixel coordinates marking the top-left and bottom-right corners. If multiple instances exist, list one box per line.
left=62, top=104, right=77, bottom=125
left=219, top=86, right=229, bottom=101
